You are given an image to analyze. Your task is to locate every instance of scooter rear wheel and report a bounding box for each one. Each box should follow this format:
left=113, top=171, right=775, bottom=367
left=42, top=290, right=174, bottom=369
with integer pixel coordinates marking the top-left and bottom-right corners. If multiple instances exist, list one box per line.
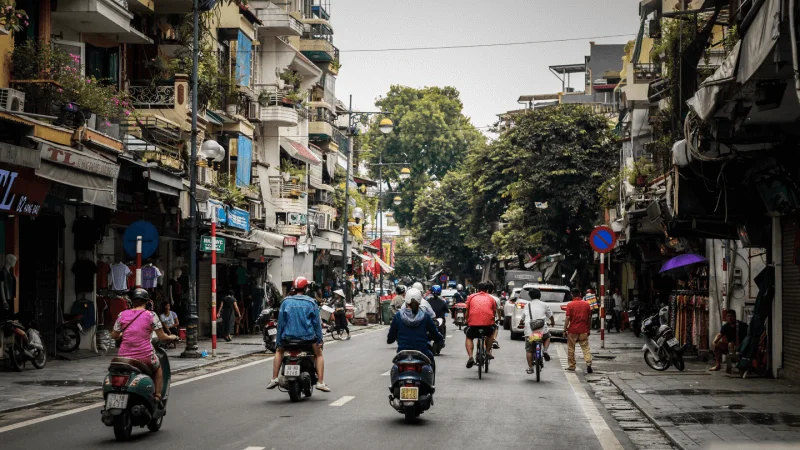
left=30, top=347, right=47, bottom=369
left=288, top=381, right=302, bottom=402
left=404, top=405, right=416, bottom=423
left=113, top=411, right=133, bottom=441
left=8, top=342, right=24, bottom=371
left=672, top=351, right=686, bottom=371
left=147, top=415, right=163, bottom=432
left=644, top=349, right=670, bottom=371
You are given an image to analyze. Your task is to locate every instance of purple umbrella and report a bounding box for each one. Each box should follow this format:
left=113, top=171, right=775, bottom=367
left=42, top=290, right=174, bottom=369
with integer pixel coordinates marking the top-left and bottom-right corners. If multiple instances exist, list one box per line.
left=659, top=253, right=708, bottom=273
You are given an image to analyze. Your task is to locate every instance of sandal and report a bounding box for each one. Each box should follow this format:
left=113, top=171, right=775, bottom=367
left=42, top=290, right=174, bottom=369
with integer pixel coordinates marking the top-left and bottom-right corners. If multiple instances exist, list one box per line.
left=526, top=368, right=534, bottom=374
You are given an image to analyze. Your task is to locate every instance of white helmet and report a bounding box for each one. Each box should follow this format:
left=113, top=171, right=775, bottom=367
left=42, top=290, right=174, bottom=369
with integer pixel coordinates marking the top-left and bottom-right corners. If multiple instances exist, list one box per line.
left=406, top=287, right=422, bottom=303
left=457, top=284, right=463, bottom=291
left=412, top=282, right=424, bottom=291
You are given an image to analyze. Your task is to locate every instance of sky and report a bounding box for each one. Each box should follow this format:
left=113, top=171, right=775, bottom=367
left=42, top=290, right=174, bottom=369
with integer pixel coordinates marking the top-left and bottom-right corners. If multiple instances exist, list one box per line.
left=331, top=0, right=641, bottom=131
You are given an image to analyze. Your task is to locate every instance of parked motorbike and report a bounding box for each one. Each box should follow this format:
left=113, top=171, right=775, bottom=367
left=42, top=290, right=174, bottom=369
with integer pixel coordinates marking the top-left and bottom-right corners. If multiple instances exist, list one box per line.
left=432, top=318, right=445, bottom=355
left=627, top=300, right=643, bottom=337
left=388, top=350, right=435, bottom=423
left=1, top=314, right=47, bottom=371
left=278, top=340, right=318, bottom=402
left=452, top=304, right=466, bottom=330
left=529, top=329, right=545, bottom=382
left=605, top=308, right=620, bottom=333
left=56, top=313, right=83, bottom=353
left=641, top=306, right=686, bottom=371
left=258, top=307, right=277, bottom=353
left=101, top=345, right=171, bottom=441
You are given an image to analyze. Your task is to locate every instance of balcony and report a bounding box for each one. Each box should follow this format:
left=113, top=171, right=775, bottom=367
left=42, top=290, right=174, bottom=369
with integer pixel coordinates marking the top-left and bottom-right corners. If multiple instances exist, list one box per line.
left=269, top=176, right=307, bottom=214
left=299, top=38, right=338, bottom=62
left=331, top=126, right=348, bottom=152
left=309, top=110, right=336, bottom=141
left=277, top=224, right=304, bottom=236
left=255, top=85, right=299, bottom=126
left=256, top=6, right=303, bottom=37
left=128, top=84, right=175, bottom=108
left=51, top=0, right=152, bottom=43
left=633, top=63, right=662, bottom=84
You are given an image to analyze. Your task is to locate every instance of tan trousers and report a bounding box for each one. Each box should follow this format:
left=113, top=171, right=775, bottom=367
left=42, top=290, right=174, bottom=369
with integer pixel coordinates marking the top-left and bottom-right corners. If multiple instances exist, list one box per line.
left=567, top=333, right=592, bottom=369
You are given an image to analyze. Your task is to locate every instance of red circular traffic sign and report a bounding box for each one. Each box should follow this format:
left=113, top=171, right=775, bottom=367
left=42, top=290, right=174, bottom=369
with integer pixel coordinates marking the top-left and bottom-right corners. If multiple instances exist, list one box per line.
left=589, top=226, right=616, bottom=254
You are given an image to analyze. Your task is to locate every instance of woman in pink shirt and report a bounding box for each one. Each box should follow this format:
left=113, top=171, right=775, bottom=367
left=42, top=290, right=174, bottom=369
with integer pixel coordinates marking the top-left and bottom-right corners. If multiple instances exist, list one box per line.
left=111, top=288, right=178, bottom=404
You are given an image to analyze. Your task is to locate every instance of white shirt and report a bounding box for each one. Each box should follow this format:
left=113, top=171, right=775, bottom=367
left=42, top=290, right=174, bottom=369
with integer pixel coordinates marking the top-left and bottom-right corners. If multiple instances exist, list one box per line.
left=523, top=299, right=553, bottom=336
left=110, top=263, right=131, bottom=291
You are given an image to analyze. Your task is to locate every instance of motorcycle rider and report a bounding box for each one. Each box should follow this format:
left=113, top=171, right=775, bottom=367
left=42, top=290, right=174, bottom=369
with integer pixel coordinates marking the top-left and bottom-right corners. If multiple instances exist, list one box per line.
left=427, top=285, right=449, bottom=340
left=453, top=284, right=467, bottom=305
left=111, top=288, right=179, bottom=405
left=402, top=282, right=435, bottom=318
left=523, top=288, right=555, bottom=374
left=391, top=285, right=406, bottom=313
left=387, top=288, right=443, bottom=377
left=266, top=277, right=330, bottom=392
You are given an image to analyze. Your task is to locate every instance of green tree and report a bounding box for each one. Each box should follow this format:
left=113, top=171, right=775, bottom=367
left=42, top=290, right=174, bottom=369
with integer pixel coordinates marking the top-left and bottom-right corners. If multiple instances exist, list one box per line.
left=471, top=106, right=618, bottom=262
left=363, top=85, right=485, bottom=228
left=393, top=241, right=429, bottom=280
left=412, top=170, right=481, bottom=279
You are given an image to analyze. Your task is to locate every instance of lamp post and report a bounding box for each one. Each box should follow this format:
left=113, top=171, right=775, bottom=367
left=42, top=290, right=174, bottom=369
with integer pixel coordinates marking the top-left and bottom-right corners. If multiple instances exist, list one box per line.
left=343, top=96, right=393, bottom=309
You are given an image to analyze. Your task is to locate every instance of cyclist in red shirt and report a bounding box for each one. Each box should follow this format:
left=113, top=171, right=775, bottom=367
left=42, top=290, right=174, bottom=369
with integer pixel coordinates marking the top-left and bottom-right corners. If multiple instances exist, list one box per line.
left=564, top=287, right=593, bottom=373
left=464, top=282, right=498, bottom=368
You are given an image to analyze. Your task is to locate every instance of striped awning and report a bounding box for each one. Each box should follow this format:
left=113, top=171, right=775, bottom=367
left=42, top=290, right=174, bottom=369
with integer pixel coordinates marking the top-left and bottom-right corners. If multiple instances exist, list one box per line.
left=281, top=137, right=321, bottom=165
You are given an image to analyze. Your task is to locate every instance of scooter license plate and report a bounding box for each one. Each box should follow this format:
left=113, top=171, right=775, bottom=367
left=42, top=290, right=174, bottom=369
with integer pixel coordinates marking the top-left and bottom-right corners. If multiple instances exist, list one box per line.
left=267, top=328, right=277, bottom=336
left=284, top=365, right=301, bottom=377
left=105, top=393, right=128, bottom=409
left=605, top=314, right=612, bottom=319
left=630, top=316, right=636, bottom=321
left=457, top=313, right=464, bottom=319
left=399, top=387, right=418, bottom=401
left=667, top=338, right=680, bottom=347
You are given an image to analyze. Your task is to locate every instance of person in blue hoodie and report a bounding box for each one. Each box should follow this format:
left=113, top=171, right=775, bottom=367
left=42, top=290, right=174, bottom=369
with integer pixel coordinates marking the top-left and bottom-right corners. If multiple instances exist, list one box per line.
left=387, top=287, right=444, bottom=373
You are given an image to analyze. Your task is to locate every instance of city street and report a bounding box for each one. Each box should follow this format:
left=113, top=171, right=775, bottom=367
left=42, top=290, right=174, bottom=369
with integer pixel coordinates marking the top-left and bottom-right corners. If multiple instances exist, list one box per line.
left=0, top=327, right=625, bottom=450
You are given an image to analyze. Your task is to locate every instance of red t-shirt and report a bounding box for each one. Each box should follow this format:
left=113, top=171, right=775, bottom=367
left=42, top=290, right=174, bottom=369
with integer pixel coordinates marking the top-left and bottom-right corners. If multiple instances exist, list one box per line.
left=466, top=292, right=497, bottom=326
left=565, top=298, right=591, bottom=334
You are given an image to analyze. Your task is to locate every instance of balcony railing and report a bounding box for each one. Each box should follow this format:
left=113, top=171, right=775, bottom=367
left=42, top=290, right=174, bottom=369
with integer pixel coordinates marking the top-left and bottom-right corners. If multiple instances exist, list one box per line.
left=269, top=176, right=308, bottom=199
left=331, top=126, right=348, bottom=150
left=129, top=85, right=175, bottom=107
left=254, top=84, right=295, bottom=107
left=633, top=63, right=662, bottom=83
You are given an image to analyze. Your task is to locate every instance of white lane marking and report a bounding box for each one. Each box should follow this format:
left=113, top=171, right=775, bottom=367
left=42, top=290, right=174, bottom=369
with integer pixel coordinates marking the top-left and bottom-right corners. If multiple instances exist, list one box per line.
left=446, top=335, right=452, bottom=338
left=243, top=447, right=265, bottom=450
left=381, top=370, right=391, bottom=376
left=329, top=396, right=355, bottom=407
left=555, top=345, right=623, bottom=450
left=0, top=329, right=392, bottom=434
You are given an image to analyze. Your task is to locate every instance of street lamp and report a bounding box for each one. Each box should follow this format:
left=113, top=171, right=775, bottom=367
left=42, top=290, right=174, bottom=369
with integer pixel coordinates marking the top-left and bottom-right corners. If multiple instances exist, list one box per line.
left=393, top=196, right=402, bottom=206
left=379, top=118, right=394, bottom=134
left=399, top=167, right=411, bottom=180
left=200, top=139, right=225, bottom=163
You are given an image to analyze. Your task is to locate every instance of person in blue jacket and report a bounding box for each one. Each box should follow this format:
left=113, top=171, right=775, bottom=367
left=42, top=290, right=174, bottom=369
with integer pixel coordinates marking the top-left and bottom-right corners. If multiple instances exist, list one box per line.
left=387, top=287, right=443, bottom=373
left=266, top=277, right=329, bottom=392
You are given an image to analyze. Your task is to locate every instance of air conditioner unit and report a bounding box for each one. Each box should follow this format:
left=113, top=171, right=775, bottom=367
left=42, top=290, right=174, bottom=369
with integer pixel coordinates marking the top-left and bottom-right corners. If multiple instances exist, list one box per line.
left=0, top=88, right=25, bottom=112
left=318, top=213, right=331, bottom=230
left=248, top=102, right=260, bottom=121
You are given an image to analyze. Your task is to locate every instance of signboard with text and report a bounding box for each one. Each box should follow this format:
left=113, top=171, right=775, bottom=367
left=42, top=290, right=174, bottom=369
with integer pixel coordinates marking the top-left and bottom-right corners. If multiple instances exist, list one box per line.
left=201, top=235, right=226, bottom=253
left=0, top=166, right=48, bottom=217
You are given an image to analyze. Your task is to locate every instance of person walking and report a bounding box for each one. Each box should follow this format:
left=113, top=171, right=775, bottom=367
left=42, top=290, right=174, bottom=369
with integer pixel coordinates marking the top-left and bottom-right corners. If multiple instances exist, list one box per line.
left=217, top=290, right=241, bottom=342
left=564, top=287, right=593, bottom=373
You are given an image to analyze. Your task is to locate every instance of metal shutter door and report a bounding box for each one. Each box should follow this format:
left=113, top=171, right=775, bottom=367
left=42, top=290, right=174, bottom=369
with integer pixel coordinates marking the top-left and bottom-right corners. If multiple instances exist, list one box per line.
left=782, top=217, right=800, bottom=380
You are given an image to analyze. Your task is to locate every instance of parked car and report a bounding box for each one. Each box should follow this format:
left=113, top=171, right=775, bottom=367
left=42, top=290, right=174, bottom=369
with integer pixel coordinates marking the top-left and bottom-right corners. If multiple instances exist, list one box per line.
left=502, top=288, right=523, bottom=330
left=442, top=288, right=458, bottom=307
left=510, top=284, right=571, bottom=340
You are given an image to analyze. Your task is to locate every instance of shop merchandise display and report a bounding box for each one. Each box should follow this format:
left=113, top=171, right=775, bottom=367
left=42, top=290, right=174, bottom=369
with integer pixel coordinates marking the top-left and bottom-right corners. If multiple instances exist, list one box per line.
left=72, top=258, right=97, bottom=293
left=109, top=262, right=132, bottom=291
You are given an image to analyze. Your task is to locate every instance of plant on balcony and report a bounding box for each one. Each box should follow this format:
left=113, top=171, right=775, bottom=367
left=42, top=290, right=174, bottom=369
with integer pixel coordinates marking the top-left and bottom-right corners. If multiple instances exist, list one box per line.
left=627, top=158, right=656, bottom=187
left=597, top=171, right=622, bottom=209
left=283, top=90, right=306, bottom=107
left=213, top=173, right=246, bottom=208
left=278, top=68, right=303, bottom=90
left=0, top=0, right=28, bottom=33
left=281, top=159, right=306, bottom=183
left=328, top=59, right=341, bottom=74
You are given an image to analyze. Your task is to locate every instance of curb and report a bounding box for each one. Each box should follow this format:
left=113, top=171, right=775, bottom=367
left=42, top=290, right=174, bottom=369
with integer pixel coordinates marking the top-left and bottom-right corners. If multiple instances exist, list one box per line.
left=607, top=374, right=697, bottom=450
left=0, top=324, right=385, bottom=415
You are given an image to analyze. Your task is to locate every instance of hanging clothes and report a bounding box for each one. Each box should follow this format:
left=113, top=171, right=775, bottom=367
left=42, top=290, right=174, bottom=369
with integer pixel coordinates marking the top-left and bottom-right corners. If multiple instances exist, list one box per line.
left=72, top=259, right=97, bottom=293
left=110, top=263, right=131, bottom=291
left=141, top=265, right=162, bottom=289
left=96, top=260, right=110, bottom=290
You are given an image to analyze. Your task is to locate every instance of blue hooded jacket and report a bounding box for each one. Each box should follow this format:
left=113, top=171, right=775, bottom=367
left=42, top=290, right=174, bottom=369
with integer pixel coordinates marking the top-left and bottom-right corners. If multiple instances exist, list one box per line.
left=387, top=308, right=443, bottom=362
left=276, top=294, right=323, bottom=347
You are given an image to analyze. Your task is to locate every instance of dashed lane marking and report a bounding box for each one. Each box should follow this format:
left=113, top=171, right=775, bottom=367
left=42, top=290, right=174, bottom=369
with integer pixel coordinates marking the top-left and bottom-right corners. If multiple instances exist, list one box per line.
left=243, top=447, right=265, bottom=450
left=329, top=396, right=355, bottom=406
left=381, top=370, right=391, bottom=376
left=555, top=345, right=623, bottom=450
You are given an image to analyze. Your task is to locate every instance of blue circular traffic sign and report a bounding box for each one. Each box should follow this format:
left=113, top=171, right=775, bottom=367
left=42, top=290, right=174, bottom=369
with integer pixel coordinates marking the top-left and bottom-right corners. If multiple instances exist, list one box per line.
left=123, top=220, right=159, bottom=259
left=589, top=226, right=616, bottom=254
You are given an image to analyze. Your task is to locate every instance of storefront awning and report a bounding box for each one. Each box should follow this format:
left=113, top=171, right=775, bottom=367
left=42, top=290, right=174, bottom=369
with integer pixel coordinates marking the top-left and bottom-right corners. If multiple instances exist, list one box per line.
left=313, top=236, right=332, bottom=250
left=686, top=41, right=741, bottom=121
left=148, top=167, right=184, bottom=197
left=247, top=229, right=283, bottom=258
left=281, top=137, right=322, bottom=165
left=373, top=254, right=394, bottom=273
left=353, top=249, right=372, bottom=261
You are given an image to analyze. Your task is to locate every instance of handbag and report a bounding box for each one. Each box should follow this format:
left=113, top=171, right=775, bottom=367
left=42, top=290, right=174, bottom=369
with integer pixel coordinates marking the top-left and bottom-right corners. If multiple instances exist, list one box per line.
left=116, top=310, right=147, bottom=348
left=528, top=303, right=545, bottom=330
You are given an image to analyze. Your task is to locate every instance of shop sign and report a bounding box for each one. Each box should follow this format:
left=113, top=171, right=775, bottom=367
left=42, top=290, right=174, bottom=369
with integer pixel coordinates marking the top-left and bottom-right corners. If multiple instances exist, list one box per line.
left=201, top=235, right=226, bottom=253
left=297, top=243, right=309, bottom=254
left=208, top=200, right=226, bottom=224
left=40, top=143, right=119, bottom=178
left=0, top=142, right=40, bottom=169
left=227, top=207, right=250, bottom=232
left=0, top=166, right=48, bottom=216
left=283, top=236, right=297, bottom=246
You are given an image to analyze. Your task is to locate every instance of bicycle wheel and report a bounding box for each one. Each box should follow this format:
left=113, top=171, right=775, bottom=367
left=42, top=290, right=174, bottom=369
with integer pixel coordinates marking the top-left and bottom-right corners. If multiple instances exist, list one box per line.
left=535, top=360, right=541, bottom=382
left=331, top=327, right=342, bottom=340
left=477, top=338, right=483, bottom=379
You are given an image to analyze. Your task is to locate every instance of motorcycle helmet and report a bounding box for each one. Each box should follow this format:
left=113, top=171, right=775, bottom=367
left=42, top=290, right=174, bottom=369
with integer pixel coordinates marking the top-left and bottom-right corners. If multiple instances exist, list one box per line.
left=130, top=288, right=150, bottom=303
left=396, top=285, right=406, bottom=295
left=293, top=276, right=309, bottom=292
left=412, top=282, right=424, bottom=291
left=457, top=284, right=463, bottom=291
left=431, top=285, right=442, bottom=295
left=406, top=288, right=422, bottom=304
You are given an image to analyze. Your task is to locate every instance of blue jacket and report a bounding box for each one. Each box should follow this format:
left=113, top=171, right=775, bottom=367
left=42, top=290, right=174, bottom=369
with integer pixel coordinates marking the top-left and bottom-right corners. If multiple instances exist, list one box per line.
left=276, top=295, right=323, bottom=347
left=387, top=309, right=443, bottom=361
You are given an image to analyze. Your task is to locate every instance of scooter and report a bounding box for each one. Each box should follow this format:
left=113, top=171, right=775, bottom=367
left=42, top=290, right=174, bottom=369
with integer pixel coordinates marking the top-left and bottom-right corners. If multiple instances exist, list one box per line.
left=56, top=313, right=84, bottom=353
left=605, top=308, right=621, bottom=333
left=641, top=306, right=686, bottom=371
left=0, top=313, right=47, bottom=371
left=628, top=300, right=643, bottom=337
left=101, top=345, right=171, bottom=441
left=388, top=350, right=435, bottom=423
left=452, top=304, right=466, bottom=330
left=345, top=303, right=355, bottom=325
left=278, top=339, right=318, bottom=402
left=432, top=318, right=445, bottom=355
left=258, top=307, right=277, bottom=353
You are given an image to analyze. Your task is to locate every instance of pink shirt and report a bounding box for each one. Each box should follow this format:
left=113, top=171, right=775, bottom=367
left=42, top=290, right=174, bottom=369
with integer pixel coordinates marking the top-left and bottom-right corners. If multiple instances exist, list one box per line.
left=113, top=309, right=161, bottom=361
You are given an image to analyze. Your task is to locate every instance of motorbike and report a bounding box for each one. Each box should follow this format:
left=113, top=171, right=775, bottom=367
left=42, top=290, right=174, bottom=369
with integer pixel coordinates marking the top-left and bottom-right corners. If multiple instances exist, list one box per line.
left=345, top=303, right=355, bottom=325
left=55, top=313, right=84, bottom=353
left=641, top=305, right=686, bottom=371
left=257, top=307, right=277, bottom=353
left=388, top=350, right=435, bottom=423
left=452, top=304, right=466, bottom=330
left=627, top=300, right=643, bottom=337
left=101, top=344, right=171, bottom=441
left=432, top=318, right=446, bottom=355
left=605, top=308, right=620, bottom=333
left=529, top=329, right=545, bottom=382
left=278, top=339, right=319, bottom=402
left=1, top=313, right=47, bottom=371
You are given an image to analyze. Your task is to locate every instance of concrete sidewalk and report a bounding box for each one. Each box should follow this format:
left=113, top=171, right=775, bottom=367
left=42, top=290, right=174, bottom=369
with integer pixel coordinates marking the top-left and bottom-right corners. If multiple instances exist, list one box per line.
left=0, top=324, right=379, bottom=414
left=580, top=327, right=800, bottom=449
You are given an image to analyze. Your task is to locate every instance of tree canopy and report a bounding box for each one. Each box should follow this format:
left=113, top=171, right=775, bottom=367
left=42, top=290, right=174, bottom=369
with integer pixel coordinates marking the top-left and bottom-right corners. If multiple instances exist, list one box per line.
left=363, top=85, right=485, bottom=228
left=393, top=240, right=429, bottom=281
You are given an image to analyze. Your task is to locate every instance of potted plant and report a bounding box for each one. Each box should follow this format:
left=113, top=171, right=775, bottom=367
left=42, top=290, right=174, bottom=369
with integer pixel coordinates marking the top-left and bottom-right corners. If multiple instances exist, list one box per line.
left=0, top=1, right=29, bottom=34
left=258, top=88, right=271, bottom=107
left=284, top=90, right=306, bottom=107
left=627, top=158, right=655, bottom=187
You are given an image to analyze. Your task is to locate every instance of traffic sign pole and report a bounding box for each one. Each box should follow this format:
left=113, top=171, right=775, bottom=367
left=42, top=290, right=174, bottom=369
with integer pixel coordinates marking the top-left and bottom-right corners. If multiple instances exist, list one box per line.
left=211, top=206, right=217, bottom=356
left=600, top=252, right=605, bottom=349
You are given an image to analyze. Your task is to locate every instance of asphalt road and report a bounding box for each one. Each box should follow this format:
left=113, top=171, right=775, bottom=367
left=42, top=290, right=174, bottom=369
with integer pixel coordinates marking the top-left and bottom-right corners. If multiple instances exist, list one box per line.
left=0, top=324, right=627, bottom=450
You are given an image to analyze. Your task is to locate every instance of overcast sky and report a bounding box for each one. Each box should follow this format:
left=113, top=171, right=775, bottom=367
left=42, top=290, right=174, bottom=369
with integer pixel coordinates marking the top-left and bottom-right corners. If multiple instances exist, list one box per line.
left=332, top=0, right=640, bottom=131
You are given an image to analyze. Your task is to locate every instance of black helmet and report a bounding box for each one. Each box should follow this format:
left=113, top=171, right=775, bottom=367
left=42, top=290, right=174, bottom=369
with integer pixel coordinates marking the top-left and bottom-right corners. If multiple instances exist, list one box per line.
left=130, top=288, right=150, bottom=302
left=395, top=285, right=406, bottom=295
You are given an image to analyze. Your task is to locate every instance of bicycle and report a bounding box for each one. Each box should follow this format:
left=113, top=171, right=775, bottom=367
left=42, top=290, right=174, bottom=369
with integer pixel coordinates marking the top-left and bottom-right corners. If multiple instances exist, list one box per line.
left=474, top=328, right=489, bottom=379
